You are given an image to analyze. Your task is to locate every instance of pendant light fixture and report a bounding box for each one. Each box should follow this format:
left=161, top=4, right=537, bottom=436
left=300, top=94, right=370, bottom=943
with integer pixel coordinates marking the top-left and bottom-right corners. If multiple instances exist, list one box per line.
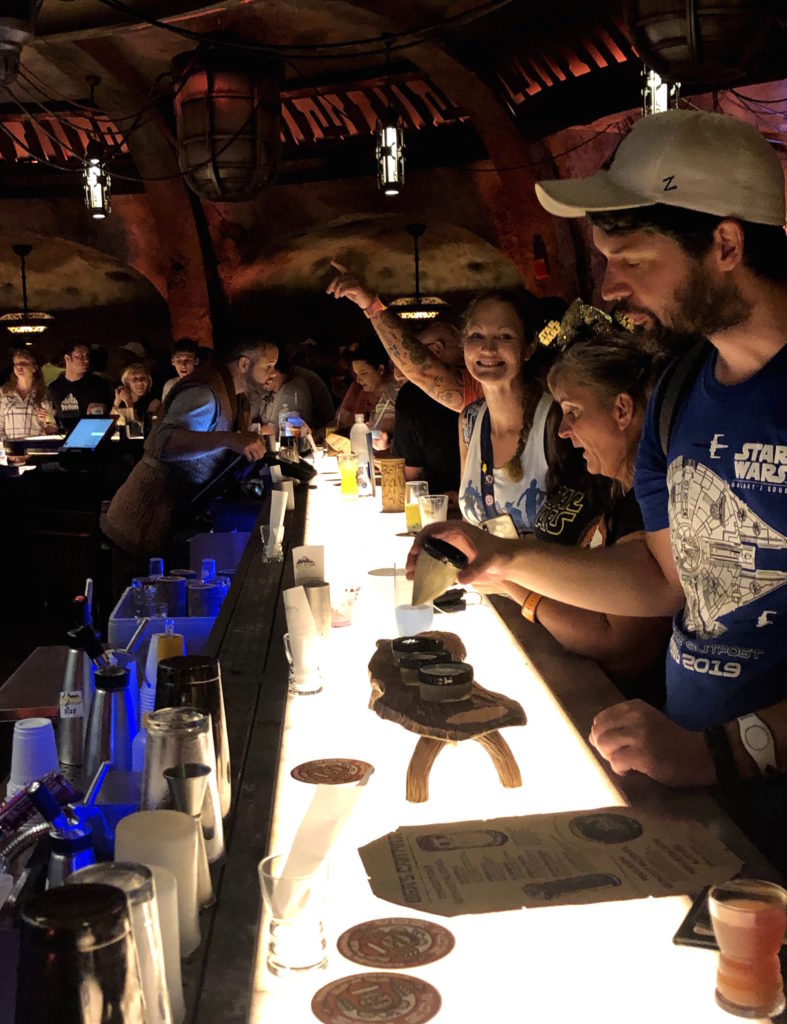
left=642, top=66, right=680, bottom=116
left=0, top=244, right=53, bottom=337
left=83, top=140, right=112, bottom=219
left=375, top=41, right=405, bottom=196
left=388, top=224, right=449, bottom=320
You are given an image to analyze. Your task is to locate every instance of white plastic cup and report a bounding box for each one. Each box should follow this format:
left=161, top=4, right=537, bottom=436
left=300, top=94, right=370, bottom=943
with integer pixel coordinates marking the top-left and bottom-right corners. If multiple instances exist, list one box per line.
left=115, top=810, right=201, bottom=957
left=8, top=718, right=59, bottom=797
left=149, top=866, right=186, bottom=1024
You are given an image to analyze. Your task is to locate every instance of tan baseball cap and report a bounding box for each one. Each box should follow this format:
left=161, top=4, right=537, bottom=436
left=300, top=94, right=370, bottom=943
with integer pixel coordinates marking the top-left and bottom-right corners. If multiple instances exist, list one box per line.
left=535, top=109, right=786, bottom=226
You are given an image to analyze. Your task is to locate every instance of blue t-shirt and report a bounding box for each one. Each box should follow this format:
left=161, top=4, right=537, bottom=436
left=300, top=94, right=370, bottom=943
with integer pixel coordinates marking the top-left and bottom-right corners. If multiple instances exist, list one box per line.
left=635, top=343, right=787, bottom=729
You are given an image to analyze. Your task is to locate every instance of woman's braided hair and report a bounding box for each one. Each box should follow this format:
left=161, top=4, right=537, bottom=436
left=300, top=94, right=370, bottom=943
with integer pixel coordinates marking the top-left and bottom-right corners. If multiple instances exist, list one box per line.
left=462, top=290, right=565, bottom=481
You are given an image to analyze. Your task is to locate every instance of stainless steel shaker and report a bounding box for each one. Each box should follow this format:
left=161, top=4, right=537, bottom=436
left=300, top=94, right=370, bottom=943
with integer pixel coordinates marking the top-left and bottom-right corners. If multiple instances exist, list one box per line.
left=83, top=665, right=137, bottom=781
left=15, top=883, right=147, bottom=1024
left=140, top=707, right=224, bottom=862
left=68, top=862, right=173, bottom=1024
left=155, top=656, right=231, bottom=817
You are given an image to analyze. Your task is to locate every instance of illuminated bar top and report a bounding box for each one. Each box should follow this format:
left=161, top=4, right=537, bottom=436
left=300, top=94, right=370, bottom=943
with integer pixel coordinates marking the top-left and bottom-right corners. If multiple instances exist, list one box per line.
left=229, top=461, right=775, bottom=1024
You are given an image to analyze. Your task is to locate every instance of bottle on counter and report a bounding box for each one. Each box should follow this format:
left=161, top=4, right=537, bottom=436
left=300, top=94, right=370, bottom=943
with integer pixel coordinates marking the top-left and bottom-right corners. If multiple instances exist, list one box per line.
left=148, top=557, right=165, bottom=578
left=350, top=414, right=375, bottom=497
left=200, top=558, right=216, bottom=584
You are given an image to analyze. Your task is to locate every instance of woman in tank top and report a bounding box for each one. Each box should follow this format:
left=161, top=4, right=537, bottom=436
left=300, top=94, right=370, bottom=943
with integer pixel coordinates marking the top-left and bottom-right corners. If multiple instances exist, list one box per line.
left=458, top=290, right=555, bottom=536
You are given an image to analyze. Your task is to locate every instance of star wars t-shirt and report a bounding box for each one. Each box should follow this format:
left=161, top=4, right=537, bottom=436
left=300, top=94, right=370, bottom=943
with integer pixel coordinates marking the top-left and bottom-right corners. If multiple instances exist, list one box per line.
left=49, top=373, right=112, bottom=425
left=635, top=342, right=787, bottom=729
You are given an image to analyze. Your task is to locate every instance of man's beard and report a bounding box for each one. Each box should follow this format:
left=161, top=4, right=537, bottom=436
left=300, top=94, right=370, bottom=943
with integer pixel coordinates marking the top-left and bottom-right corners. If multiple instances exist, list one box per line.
left=616, top=262, right=752, bottom=356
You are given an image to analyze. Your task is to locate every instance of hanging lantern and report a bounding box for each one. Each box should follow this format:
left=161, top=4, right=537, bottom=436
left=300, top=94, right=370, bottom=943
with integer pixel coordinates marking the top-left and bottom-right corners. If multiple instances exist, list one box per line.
left=0, top=1, right=43, bottom=85
left=376, top=107, right=405, bottom=197
left=172, top=47, right=282, bottom=202
left=642, top=67, right=680, bottom=117
left=623, top=0, right=780, bottom=87
left=388, top=224, right=449, bottom=320
left=0, top=244, right=53, bottom=336
left=83, top=141, right=111, bottom=220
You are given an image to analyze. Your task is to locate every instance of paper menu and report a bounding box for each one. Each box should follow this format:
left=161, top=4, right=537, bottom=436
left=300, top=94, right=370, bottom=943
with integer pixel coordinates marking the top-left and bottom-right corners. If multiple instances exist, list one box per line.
left=269, top=489, right=287, bottom=536
left=292, top=546, right=325, bottom=585
left=358, top=807, right=742, bottom=916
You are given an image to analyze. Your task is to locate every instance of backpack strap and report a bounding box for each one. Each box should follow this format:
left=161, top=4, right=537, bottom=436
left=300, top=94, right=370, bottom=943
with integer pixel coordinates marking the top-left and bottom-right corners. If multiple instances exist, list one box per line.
left=657, top=339, right=712, bottom=458
left=461, top=398, right=485, bottom=447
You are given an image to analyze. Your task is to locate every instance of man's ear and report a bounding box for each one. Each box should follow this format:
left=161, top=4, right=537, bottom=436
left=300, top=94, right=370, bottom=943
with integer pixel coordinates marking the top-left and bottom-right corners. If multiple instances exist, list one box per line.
left=238, top=355, right=250, bottom=374
left=614, top=392, right=634, bottom=430
left=713, top=220, right=745, bottom=273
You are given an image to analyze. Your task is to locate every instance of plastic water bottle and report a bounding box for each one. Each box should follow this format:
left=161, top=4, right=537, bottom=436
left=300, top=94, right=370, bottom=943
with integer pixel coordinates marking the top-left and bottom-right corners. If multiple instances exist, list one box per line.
left=350, top=414, right=374, bottom=497
left=277, top=402, right=290, bottom=442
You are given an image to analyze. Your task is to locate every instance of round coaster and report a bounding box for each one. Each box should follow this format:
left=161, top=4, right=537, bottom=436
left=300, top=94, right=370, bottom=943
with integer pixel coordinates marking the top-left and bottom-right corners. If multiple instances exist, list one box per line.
left=311, top=972, right=441, bottom=1024
left=337, top=918, right=454, bottom=969
left=291, top=758, right=373, bottom=785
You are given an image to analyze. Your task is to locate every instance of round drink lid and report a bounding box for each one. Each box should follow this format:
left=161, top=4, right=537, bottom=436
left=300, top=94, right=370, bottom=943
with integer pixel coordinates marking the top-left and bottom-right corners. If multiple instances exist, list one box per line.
left=421, top=537, right=468, bottom=570
left=417, top=660, right=474, bottom=686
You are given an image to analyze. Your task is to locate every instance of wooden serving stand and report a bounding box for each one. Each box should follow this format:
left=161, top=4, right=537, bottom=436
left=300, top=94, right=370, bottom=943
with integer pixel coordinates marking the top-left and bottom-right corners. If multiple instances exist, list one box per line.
left=368, top=632, right=527, bottom=802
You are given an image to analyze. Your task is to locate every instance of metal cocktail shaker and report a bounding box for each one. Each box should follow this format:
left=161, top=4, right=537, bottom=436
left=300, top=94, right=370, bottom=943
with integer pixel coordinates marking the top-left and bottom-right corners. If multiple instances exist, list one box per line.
left=140, top=708, right=224, bottom=863
left=155, top=656, right=231, bottom=817
left=15, top=883, right=146, bottom=1024
left=46, top=826, right=96, bottom=888
left=83, top=666, right=137, bottom=781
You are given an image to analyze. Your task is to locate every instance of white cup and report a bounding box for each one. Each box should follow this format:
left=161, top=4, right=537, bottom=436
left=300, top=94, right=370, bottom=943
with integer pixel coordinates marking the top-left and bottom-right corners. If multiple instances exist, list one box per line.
left=115, top=810, right=202, bottom=957
left=8, top=718, right=59, bottom=797
left=283, top=633, right=323, bottom=696
left=149, top=866, right=186, bottom=1024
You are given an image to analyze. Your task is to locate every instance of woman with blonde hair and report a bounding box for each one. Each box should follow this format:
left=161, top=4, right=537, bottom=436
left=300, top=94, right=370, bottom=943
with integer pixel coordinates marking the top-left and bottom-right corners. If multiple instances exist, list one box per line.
left=112, top=361, right=160, bottom=432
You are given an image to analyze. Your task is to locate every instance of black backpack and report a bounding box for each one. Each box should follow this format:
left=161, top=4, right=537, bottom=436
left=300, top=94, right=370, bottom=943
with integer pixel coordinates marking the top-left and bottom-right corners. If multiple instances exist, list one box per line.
left=656, top=339, right=713, bottom=457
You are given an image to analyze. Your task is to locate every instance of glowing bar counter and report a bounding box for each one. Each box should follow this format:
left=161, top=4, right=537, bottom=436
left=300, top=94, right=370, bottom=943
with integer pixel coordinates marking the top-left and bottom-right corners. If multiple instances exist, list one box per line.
left=191, top=463, right=778, bottom=1024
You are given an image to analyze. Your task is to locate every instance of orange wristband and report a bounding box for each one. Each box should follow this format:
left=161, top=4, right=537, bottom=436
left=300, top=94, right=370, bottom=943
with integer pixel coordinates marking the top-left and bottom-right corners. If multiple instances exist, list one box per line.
left=363, top=296, right=387, bottom=319
left=521, top=591, right=543, bottom=624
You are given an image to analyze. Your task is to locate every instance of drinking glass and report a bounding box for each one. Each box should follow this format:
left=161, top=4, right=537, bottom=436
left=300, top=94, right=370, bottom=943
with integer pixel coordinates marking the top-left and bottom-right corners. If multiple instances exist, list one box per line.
left=419, top=494, right=448, bottom=525
left=708, top=879, right=787, bottom=1018
left=258, top=854, right=328, bottom=976
left=404, top=481, right=429, bottom=534
left=337, top=453, right=358, bottom=498
left=260, top=525, right=284, bottom=563
left=393, top=565, right=433, bottom=637
left=283, top=632, right=323, bottom=696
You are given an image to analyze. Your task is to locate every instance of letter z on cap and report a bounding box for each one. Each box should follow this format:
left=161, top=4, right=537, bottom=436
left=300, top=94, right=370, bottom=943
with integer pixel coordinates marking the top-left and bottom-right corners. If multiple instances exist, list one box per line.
left=535, top=109, right=785, bottom=226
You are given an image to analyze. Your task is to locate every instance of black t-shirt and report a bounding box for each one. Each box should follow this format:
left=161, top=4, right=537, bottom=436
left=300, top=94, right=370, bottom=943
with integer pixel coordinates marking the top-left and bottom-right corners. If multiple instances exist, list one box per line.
left=49, top=373, right=113, bottom=424
left=392, top=382, right=460, bottom=494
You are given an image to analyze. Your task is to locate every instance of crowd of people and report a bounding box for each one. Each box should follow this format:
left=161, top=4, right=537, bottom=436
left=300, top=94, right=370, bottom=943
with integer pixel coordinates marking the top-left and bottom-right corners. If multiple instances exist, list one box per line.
left=4, top=106, right=787, bottom=865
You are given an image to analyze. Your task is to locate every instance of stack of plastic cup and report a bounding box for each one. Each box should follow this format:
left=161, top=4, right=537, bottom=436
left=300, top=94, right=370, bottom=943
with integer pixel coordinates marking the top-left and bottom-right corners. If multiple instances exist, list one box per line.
left=7, top=718, right=59, bottom=798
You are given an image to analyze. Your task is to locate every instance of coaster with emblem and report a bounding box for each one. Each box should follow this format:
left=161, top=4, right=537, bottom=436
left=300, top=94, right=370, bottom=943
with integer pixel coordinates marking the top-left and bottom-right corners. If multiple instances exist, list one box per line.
left=311, top=972, right=441, bottom=1024
left=291, top=758, right=373, bottom=785
left=337, top=918, right=454, bottom=969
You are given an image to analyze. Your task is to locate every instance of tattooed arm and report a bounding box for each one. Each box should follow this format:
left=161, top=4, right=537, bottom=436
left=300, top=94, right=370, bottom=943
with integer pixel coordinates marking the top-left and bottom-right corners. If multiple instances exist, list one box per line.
left=327, top=261, right=467, bottom=413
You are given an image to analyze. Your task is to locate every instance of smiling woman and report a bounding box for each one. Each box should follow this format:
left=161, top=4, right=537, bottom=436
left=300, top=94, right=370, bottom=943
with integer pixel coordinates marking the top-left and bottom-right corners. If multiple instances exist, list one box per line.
left=458, top=289, right=553, bottom=537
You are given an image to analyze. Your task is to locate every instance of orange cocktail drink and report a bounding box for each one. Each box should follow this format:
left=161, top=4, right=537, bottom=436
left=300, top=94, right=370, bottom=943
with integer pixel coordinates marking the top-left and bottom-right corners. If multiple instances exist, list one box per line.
left=709, top=880, right=787, bottom=1018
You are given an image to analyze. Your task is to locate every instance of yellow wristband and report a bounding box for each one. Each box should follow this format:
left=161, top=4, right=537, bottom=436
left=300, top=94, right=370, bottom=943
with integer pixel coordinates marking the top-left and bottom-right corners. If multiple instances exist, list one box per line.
left=522, top=591, right=543, bottom=624
left=363, top=296, right=387, bottom=319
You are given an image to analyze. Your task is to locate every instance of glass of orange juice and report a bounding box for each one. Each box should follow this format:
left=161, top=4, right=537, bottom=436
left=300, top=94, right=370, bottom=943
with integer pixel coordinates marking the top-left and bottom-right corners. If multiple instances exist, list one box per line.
left=708, top=878, right=787, bottom=1018
left=337, top=453, right=359, bottom=499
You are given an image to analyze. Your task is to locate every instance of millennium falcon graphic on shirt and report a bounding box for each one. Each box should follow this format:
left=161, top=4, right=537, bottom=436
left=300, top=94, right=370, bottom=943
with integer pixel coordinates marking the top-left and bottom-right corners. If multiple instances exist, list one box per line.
left=667, top=457, right=787, bottom=639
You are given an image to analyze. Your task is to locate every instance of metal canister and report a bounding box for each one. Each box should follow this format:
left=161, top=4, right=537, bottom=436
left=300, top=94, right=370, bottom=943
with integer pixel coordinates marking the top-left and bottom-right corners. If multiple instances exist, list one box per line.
left=83, top=666, right=137, bottom=781
left=140, top=707, right=224, bottom=862
left=155, top=656, right=231, bottom=817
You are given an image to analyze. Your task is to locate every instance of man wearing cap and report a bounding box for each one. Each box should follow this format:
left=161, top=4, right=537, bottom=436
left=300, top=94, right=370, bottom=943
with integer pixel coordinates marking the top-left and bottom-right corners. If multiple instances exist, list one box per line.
left=408, top=111, right=787, bottom=804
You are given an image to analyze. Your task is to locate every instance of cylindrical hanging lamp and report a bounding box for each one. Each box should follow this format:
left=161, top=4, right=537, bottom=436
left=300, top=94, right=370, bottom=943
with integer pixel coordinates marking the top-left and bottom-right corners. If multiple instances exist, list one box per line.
left=172, top=46, right=283, bottom=202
